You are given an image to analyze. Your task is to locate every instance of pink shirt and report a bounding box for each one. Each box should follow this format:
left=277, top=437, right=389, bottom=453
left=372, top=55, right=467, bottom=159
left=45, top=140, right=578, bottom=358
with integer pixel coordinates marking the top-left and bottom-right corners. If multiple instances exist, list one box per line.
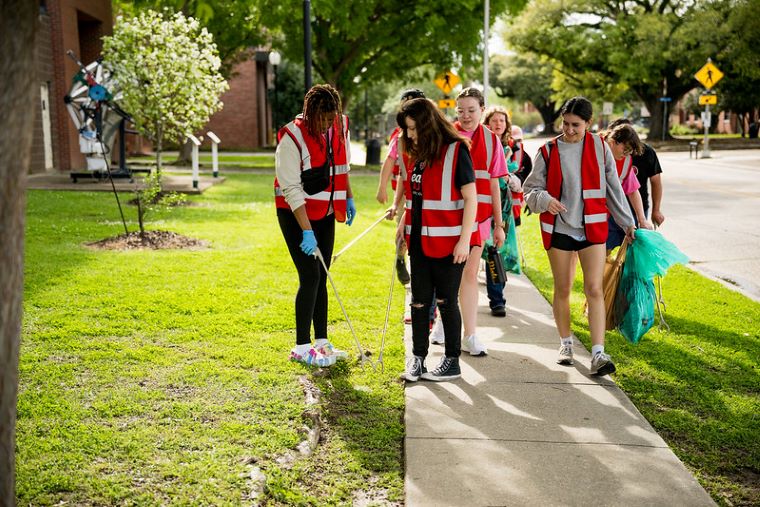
left=621, top=166, right=641, bottom=195
left=388, top=135, right=398, bottom=161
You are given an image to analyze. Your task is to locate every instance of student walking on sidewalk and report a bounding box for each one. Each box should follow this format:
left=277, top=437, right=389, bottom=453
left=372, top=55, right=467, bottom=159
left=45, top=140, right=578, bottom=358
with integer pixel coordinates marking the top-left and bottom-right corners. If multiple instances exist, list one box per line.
left=396, top=98, right=478, bottom=382
left=523, top=97, right=636, bottom=376
left=429, top=88, right=506, bottom=356
left=274, top=84, right=356, bottom=367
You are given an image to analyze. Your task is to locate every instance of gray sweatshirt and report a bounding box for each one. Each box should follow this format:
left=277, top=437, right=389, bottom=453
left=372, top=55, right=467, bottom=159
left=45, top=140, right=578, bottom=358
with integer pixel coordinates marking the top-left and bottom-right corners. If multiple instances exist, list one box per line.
left=524, top=138, right=634, bottom=240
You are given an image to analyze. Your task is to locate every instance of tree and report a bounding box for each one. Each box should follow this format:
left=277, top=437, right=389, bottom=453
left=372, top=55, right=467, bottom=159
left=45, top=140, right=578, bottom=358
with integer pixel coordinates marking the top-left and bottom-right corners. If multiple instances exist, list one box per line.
left=102, top=10, right=228, bottom=181
left=508, top=0, right=733, bottom=139
left=490, top=53, right=561, bottom=133
left=1, top=0, right=36, bottom=502
left=260, top=0, right=522, bottom=107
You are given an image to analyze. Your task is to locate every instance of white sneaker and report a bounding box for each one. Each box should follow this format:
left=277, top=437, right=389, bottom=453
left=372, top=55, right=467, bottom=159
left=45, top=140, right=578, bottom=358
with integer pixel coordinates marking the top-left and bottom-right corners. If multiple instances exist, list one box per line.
left=429, top=316, right=445, bottom=344
left=590, top=351, right=616, bottom=376
left=463, top=334, right=488, bottom=356
left=557, top=344, right=574, bottom=365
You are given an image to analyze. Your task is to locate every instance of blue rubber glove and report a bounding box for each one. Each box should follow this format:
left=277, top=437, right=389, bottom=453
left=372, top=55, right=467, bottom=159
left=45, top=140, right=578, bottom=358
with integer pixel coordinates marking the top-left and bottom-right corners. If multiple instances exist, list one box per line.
left=300, top=230, right=317, bottom=256
left=346, top=197, right=356, bottom=226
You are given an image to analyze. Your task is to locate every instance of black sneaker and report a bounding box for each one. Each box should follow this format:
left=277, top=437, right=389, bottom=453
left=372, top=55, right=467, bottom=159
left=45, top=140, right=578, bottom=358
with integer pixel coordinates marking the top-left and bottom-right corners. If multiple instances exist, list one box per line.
left=401, top=355, right=427, bottom=382
left=421, top=356, right=461, bottom=382
left=396, top=257, right=411, bottom=285
left=490, top=305, right=506, bottom=317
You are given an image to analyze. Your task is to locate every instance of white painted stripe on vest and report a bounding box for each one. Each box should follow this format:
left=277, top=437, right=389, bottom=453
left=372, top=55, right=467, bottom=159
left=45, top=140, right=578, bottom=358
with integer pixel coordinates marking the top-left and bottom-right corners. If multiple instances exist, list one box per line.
left=584, top=213, right=607, bottom=224
left=275, top=187, right=284, bottom=197
left=334, top=164, right=350, bottom=175
left=619, top=156, right=631, bottom=181
left=583, top=189, right=604, bottom=199
left=477, top=195, right=492, bottom=204
left=540, top=221, right=554, bottom=234
left=404, top=222, right=477, bottom=236
left=591, top=134, right=606, bottom=189
left=474, top=170, right=491, bottom=179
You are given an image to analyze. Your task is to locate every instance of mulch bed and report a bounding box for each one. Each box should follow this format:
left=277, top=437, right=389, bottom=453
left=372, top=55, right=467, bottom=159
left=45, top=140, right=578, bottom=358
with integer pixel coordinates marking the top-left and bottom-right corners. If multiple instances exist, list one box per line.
left=86, top=230, right=209, bottom=251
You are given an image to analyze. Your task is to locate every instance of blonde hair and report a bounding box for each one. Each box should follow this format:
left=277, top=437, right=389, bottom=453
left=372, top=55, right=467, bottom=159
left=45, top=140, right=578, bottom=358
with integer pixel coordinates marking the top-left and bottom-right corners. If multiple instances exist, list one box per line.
left=484, top=106, right=512, bottom=146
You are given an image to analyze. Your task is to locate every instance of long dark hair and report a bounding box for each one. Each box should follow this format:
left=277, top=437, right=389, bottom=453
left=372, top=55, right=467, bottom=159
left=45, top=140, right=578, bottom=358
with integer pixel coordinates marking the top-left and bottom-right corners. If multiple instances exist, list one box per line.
left=560, top=96, right=593, bottom=122
left=302, top=84, right=343, bottom=143
left=396, top=98, right=467, bottom=165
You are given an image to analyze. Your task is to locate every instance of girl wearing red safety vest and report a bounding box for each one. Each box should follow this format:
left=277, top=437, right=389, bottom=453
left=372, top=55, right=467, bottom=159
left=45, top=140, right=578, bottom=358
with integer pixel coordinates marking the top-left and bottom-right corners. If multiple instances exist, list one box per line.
left=395, top=98, right=478, bottom=382
left=524, top=97, right=635, bottom=377
left=274, top=84, right=357, bottom=368
left=428, top=87, right=506, bottom=357
left=601, top=123, right=654, bottom=251
left=376, top=89, right=427, bottom=286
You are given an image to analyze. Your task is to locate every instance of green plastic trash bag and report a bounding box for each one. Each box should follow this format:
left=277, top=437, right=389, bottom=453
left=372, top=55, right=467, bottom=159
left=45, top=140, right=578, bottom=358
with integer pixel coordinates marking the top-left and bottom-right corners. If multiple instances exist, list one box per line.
left=616, top=276, right=655, bottom=344
left=616, top=230, right=688, bottom=344
left=623, top=229, right=689, bottom=280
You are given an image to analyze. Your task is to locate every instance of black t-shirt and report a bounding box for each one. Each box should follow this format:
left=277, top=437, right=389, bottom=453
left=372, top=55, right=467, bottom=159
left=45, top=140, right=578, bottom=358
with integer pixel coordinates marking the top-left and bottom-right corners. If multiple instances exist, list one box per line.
left=410, top=144, right=475, bottom=256
left=633, top=144, right=662, bottom=211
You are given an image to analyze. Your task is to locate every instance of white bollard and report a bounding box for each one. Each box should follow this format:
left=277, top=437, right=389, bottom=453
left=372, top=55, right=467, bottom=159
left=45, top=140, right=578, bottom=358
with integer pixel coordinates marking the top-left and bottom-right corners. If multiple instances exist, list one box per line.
left=187, top=134, right=202, bottom=189
left=207, top=131, right=221, bottom=178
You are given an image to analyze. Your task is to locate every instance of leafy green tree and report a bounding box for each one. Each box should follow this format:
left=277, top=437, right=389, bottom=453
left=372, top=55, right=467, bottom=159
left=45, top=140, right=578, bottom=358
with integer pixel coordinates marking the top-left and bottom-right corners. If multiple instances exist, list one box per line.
left=113, top=0, right=266, bottom=79
left=508, top=0, right=733, bottom=139
left=490, top=53, right=561, bottom=133
left=716, top=0, right=760, bottom=136
left=102, top=10, right=228, bottom=180
left=260, top=0, right=522, bottom=107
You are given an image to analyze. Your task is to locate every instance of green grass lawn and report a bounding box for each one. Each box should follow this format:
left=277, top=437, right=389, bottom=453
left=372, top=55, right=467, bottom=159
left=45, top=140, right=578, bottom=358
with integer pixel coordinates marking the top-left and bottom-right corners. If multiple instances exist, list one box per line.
left=19, top=172, right=407, bottom=505
left=129, top=153, right=276, bottom=169
left=518, top=212, right=760, bottom=506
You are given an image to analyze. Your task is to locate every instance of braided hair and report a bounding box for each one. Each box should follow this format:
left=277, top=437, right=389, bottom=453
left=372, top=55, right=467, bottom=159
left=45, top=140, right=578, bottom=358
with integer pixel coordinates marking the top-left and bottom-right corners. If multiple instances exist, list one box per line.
left=302, top=84, right=343, bottom=144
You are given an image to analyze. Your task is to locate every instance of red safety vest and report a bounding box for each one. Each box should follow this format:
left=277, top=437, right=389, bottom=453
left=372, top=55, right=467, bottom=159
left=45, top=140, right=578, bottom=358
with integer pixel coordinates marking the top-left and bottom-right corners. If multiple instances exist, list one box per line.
left=538, top=132, right=608, bottom=250
left=454, top=122, right=498, bottom=223
left=616, top=155, right=632, bottom=182
left=274, top=115, right=350, bottom=222
left=507, top=141, right=524, bottom=221
left=402, top=142, right=479, bottom=258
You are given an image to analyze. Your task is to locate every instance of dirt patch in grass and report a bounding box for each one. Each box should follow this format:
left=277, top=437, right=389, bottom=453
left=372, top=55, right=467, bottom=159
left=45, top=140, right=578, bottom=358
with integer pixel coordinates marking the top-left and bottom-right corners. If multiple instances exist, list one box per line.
left=86, top=230, right=209, bottom=251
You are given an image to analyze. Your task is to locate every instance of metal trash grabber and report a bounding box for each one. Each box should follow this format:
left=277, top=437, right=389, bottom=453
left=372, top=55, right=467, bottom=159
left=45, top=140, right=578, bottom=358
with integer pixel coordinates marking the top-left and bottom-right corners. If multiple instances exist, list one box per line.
left=332, top=210, right=391, bottom=264
left=375, top=241, right=401, bottom=373
left=653, top=224, right=670, bottom=331
left=314, top=248, right=374, bottom=369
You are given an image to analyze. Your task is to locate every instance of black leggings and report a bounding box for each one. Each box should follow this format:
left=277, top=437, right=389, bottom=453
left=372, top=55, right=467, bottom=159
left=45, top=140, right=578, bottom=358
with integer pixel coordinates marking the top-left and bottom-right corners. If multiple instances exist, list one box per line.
left=277, top=209, right=335, bottom=345
left=409, top=253, right=465, bottom=358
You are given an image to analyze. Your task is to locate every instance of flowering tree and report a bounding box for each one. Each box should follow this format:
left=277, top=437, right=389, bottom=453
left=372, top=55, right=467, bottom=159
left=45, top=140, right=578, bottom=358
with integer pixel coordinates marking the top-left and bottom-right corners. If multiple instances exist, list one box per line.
left=102, top=10, right=228, bottom=180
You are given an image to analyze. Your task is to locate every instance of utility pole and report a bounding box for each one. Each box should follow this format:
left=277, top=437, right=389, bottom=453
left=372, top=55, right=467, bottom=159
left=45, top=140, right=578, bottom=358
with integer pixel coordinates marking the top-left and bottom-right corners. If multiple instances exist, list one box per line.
left=483, top=0, right=489, bottom=103
left=303, top=0, right=312, bottom=93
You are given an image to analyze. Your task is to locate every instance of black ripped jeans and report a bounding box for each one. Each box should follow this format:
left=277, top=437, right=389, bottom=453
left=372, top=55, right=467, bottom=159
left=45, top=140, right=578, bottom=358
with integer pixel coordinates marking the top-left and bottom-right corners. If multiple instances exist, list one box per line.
left=277, top=209, right=335, bottom=345
left=409, top=252, right=465, bottom=359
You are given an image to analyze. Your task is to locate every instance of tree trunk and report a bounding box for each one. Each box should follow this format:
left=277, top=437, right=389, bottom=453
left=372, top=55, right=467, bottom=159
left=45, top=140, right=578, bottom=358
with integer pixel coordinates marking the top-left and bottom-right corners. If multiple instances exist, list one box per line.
left=1, top=0, right=36, bottom=503
left=155, top=123, right=163, bottom=184
left=172, top=139, right=193, bottom=166
left=642, top=96, right=672, bottom=141
left=536, top=102, right=559, bottom=135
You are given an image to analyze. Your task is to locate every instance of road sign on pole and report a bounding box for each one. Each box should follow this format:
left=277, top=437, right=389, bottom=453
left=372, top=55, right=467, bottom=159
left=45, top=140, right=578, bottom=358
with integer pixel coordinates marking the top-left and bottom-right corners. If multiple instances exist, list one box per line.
left=434, top=71, right=460, bottom=95
left=438, top=99, right=456, bottom=109
left=695, top=60, right=723, bottom=90
left=699, top=94, right=718, bottom=105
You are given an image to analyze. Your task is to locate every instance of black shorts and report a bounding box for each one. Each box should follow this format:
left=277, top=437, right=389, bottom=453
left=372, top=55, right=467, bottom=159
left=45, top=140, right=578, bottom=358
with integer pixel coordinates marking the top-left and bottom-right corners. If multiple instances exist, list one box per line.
left=550, top=232, right=599, bottom=252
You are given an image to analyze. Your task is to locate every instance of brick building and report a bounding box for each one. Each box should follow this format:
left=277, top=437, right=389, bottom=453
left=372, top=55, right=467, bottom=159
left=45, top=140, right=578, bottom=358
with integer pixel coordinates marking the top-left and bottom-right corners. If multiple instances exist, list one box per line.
left=203, top=50, right=273, bottom=150
left=32, top=0, right=113, bottom=174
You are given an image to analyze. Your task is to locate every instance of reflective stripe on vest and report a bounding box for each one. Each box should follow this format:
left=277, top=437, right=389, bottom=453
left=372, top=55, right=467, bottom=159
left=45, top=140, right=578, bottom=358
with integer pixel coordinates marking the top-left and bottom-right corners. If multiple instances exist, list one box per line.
left=538, top=132, right=608, bottom=249
left=616, top=155, right=632, bottom=182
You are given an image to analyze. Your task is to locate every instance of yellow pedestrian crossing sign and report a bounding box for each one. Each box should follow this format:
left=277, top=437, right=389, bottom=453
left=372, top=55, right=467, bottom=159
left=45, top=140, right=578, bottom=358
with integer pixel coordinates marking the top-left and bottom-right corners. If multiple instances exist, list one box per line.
left=695, top=61, right=723, bottom=90
left=438, top=99, right=456, bottom=109
left=434, top=71, right=460, bottom=95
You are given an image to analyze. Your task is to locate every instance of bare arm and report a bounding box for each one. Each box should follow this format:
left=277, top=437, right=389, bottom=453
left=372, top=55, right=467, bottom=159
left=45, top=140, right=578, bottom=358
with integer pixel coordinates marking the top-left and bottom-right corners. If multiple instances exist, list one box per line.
left=650, top=173, right=665, bottom=226
left=454, top=182, right=477, bottom=264
left=626, top=189, right=653, bottom=230
left=490, top=177, right=505, bottom=248
left=376, top=155, right=395, bottom=204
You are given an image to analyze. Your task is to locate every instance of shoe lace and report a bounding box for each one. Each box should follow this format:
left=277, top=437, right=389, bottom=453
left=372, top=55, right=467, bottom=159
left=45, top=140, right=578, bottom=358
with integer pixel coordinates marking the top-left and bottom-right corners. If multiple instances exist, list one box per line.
left=407, top=356, right=422, bottom=372
left=434, top=357, right=453, bottom=373
left=559, top=345, right=572, bottom=356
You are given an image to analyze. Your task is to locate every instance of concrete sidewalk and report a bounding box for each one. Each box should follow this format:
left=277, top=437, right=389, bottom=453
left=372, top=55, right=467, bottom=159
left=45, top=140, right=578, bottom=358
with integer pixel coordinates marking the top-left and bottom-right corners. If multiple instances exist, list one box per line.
left=404, top=273, right=715, bottom=506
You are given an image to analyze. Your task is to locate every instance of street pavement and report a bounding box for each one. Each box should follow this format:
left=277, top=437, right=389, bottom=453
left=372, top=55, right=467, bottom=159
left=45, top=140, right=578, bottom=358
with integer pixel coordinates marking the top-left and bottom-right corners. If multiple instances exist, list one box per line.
left=403, top=273, right=716, bottom=506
